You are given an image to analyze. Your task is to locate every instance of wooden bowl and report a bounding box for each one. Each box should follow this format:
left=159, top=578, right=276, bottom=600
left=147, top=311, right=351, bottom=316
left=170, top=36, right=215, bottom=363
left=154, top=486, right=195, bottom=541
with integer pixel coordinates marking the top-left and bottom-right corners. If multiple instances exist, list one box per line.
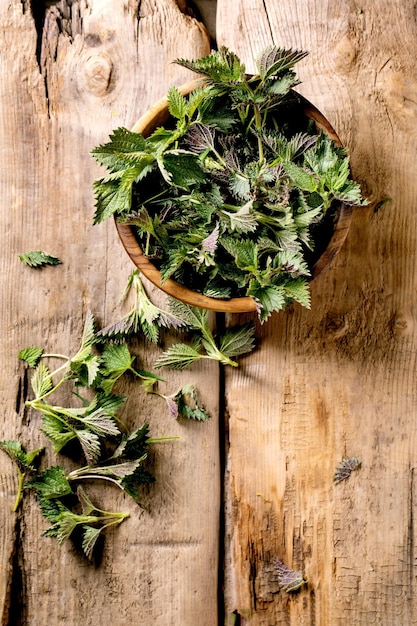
left=116, top=80, right=353, bottom=313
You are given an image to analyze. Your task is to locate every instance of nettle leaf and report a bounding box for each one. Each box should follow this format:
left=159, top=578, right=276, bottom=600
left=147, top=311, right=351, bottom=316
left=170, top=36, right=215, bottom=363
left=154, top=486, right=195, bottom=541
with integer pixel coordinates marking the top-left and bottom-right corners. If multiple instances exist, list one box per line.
left=218, top=323, right=256, bottom=358
left=19, top=250, right=62, bottom=268
left=82, top=526, right=102, bottom=560
left=18, top=346, right=44, bottom=368
left=113, top=423, right=150, bottom=460
left=93, top=160, right=154, bottom=224
left=154, top=343, right=203, bottom=370
left=229, top=171, right=251, bottom=199
left=255, top=46, right=308, bottom=81
left=175, top=46, right=246, bottom=84
left=283, top=278, right=311, bottom=308
left=283, top=161, right=317, bottom=192
left=101, top=343, right=134, bottom=378
left=160, top=247, right=188, bottom=283
left=167, top=298, right=208, bottom=330
left=248, top=283, right=287, bottom=322
left=40, top=412, right=77, bottom=453
left=76, top=430, right=101, bottom=465
left=161, top=152, right=205, bottom=188
left=334, top=180, right=368, bottom=205
left=333, top=457, right=361, bottom=484
left=167, top=86, right=187, bottom=120
left=174, top=384, right=210, bottom=421
left=0, top=440, right=43, bottom=472
left=221, top=202, right=258, bottom=233
left=91, top=127, right=147, bottom=171
left=28, top=466, right=73, bottom=499
left=221, top=238, right=258, bottom=271
left=31, top=364, right=53, bottom=399
left=82, top=410, right=121, bottom=438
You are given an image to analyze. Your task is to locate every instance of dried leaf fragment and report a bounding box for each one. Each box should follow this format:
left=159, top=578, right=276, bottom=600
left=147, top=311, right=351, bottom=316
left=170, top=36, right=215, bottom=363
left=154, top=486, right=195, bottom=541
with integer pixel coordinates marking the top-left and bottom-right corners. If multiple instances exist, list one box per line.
left=333, top=456, right=361, bottom=484
left=276, top=558, right=306, bottom=592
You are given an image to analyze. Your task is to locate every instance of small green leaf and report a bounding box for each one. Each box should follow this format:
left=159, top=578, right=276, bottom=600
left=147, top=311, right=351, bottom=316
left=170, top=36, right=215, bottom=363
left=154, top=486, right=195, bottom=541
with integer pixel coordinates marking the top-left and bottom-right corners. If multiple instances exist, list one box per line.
left=76, top=429, right=101, bottom=465
left=218, top=323, right=256, bottom=358
left=255, top=46, right=308, bottom=81
left=31, top=364, right=53, bottom=399
left=167, top=86, right=187, bottom=120
left=283, top=161, right=317, bottom=192
left=18, top=347, right=44, bottom=368
left=19, top=251, right=62, bottom=268
left=28, top=466, right=72, bottom=499
left=0, top=440, right=43, bottom=471
left=154, top=343, right=203, bottom=370
left=82, top=525, right=102, bottom=560
left=174, top=384, right=210, bottom=421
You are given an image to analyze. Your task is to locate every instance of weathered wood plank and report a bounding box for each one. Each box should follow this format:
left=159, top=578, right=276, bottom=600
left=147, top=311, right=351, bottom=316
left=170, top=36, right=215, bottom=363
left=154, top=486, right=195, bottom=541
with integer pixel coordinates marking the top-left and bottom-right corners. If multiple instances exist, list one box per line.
left=218, top=0, right=417, bottom=623
left=0, top=2, right=217, bottom=624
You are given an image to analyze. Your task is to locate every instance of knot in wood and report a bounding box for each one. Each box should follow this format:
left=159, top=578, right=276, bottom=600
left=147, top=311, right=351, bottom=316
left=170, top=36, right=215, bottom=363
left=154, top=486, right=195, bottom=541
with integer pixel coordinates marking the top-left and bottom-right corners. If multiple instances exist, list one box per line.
left=84, top=54, right=113, bottom=96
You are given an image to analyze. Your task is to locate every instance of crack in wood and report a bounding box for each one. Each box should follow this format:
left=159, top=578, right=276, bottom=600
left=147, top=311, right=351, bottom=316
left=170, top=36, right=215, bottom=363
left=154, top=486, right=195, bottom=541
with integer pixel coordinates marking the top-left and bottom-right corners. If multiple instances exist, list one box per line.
left=1, top=515, right=26, bottom=626
left=28, top=1, right=84, bottom=116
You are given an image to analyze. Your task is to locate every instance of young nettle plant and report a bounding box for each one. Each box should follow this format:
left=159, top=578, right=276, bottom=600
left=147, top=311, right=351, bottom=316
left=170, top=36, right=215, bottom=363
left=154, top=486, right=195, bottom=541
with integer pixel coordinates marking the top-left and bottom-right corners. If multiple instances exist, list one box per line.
left=92, top=45, right=367, bottom=321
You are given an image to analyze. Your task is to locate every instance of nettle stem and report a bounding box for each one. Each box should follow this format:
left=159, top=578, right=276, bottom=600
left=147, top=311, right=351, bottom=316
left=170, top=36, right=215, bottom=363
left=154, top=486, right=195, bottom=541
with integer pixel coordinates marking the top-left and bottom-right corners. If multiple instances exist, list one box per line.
left=253, top=105, right=264, bottom=161
left=13, top=469, right=25, bottom=512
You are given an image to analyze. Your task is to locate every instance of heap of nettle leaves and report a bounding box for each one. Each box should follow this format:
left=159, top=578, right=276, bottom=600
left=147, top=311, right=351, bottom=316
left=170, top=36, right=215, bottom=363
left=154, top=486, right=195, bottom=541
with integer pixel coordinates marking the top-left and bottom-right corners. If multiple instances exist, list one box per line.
left=92, top=46, right=366, bottom=321
left=2, top=269, right=255, bottom=559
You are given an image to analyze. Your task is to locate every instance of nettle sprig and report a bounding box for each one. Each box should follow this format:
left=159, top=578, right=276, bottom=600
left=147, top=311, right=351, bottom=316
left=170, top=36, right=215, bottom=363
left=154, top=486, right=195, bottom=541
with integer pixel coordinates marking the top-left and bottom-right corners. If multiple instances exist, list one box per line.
left=154, top=298, right=256, bottom=369
left=92, top=45, right=367, bottom=322
left=96, top=269, right=256, bottom=371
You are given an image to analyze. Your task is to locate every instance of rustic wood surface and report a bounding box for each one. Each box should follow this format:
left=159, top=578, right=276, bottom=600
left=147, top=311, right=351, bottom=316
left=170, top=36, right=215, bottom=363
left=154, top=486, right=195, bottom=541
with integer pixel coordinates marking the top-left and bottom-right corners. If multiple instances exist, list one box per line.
left=1, top=0, right=416, bottom=624
left=217, top=0, right=417, bottom=624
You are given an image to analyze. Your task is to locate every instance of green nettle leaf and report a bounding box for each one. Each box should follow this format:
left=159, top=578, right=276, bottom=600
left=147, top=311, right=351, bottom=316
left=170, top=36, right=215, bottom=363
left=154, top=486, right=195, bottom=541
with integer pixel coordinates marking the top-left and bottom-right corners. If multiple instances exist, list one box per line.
left=0, top=440, right=43, bottom=472
left=283, top=278, right=311, bottom=308
left=218, top=323, right=256, bottom=358
left=255, top=46, right=308, bottom=81
left=175, top=46, right=246, bottom=84
left=76, top=429, right=101, bottom=465
left=113, top=423, right=150, bottom=460
left=167, top=299, right=208, bottom=330
left=161, top=152, right=205, bottom=188
left=167, top=86, right=187, bottom=120
left=82, top=410, right=120, bottom=438
left=82, top=526, right=102, bottom=560
left=18, top=346, right=44, bottom=368
left=248, top=284, right=287, bottom=322
left=229, top=171, right=251, bottom=199
left=221, top=202, right=258, bottom=233
left=31, top=364, right=53, bottom=399
left=154, top=343, right=203, bottom=370
left=28, top=466, right=73, bottom=499
left=18, top=251, right=62, bottom=268
left=283, top=161, right=317, bottom=192
left=91, top=127, right=148, bottom=171
left=41, top=413, right=77, bottom=453
left=174, top=384, right=210, bottom=421
left=221, top=238, right=258, bottom=271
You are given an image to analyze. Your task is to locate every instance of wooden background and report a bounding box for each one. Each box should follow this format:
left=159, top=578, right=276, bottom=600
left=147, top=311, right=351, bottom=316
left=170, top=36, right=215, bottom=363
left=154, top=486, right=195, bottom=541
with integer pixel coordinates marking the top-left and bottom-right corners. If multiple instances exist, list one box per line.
left=1, top=0, right=416, bottom=624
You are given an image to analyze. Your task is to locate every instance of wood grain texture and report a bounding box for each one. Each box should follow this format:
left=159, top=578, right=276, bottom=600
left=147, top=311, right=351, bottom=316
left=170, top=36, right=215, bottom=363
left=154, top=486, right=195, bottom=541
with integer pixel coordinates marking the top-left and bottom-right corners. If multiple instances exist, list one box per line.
left=0, top=1, right=216, bottom=624
left=218, top=0, right=417, bottom=623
